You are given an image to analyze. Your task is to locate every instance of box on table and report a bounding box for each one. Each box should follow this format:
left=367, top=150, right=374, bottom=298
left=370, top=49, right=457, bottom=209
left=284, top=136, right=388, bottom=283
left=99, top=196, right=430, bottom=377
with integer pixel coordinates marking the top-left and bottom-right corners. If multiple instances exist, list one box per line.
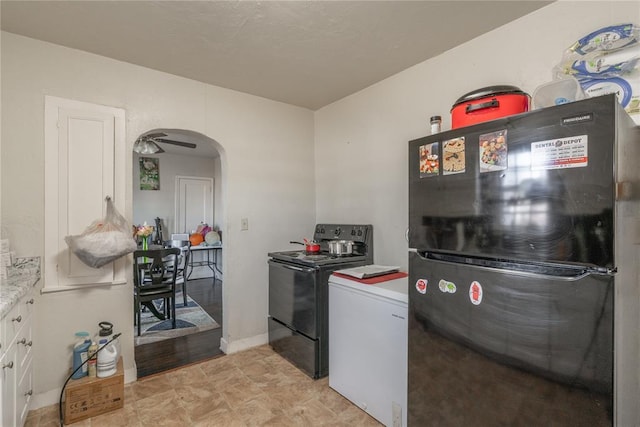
left=64, top=358, right=124, bottom=425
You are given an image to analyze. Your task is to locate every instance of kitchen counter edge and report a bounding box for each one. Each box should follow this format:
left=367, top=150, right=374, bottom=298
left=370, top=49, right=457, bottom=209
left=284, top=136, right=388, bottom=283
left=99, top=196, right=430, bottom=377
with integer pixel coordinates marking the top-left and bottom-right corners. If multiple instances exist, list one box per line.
left=1, top=272, right=40, bottom=319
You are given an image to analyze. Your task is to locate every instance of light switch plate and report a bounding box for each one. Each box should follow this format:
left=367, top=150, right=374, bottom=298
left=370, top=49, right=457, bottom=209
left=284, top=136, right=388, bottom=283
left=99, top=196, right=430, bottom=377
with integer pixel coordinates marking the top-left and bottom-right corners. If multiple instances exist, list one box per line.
left=241, top=218, right=249, bottom=231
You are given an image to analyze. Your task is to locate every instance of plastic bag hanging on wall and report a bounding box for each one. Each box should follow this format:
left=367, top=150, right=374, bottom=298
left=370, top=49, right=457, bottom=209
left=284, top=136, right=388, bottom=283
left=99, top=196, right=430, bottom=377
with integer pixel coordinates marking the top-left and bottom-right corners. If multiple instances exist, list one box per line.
left=64, top=197, right=137, bottom=268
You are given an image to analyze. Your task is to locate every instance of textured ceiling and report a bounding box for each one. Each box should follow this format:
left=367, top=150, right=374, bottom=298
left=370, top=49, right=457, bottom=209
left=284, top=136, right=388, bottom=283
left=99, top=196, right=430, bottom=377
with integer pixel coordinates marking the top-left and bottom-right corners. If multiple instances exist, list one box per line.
left=1, top=1, right=552, bottom=111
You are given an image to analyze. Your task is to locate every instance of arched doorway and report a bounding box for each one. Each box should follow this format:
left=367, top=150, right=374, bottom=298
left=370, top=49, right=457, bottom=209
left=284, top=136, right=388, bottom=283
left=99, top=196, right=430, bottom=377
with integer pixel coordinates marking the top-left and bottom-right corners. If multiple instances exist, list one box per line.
left=132, top=128, right=226, bottom=377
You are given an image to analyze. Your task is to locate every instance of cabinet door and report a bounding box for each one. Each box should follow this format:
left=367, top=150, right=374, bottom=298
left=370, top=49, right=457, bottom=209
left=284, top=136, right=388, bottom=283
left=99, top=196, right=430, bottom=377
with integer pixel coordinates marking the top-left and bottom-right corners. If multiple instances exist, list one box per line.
left=1, top=345, right=17, bottom=427
left=15, top=316, right=32, bottom=374
left=16, top=358, right=33, bottom=427
left=3, top=302, right=24, bottom=350
left=44, top=96, right=126, bottom=290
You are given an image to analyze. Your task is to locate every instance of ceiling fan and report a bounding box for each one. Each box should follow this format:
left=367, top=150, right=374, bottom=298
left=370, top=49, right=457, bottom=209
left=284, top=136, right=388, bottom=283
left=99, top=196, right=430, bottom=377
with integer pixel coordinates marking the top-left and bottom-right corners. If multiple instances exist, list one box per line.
left=133, top=132, right=197, bottom=154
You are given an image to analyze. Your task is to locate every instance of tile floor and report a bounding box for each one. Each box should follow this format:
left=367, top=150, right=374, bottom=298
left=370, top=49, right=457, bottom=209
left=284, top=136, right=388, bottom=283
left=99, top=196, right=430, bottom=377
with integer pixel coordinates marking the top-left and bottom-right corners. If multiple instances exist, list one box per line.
left=25, top=345, right=382, bottom=426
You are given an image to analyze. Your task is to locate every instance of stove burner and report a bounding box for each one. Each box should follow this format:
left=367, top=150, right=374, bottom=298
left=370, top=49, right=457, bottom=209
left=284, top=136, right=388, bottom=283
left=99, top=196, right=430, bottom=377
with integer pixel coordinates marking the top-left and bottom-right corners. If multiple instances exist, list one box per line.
left=268, top=249, right=365, bottom=268
left=269, top=224, right=373, bottom=268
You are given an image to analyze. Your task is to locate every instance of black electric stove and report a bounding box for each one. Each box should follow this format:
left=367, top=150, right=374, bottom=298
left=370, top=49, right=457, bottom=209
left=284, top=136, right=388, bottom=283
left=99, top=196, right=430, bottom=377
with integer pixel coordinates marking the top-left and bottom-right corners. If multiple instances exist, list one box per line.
left=267, top=250, right=369, bottom=267
left=268, top=224, right=373, bottom=378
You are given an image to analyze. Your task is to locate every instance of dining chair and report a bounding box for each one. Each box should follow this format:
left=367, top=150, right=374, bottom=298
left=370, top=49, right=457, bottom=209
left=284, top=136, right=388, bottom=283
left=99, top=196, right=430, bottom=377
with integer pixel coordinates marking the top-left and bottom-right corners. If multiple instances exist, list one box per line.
left=133, top=247, right=180, bottom=336
left=165, top=240, right=191, bottom=306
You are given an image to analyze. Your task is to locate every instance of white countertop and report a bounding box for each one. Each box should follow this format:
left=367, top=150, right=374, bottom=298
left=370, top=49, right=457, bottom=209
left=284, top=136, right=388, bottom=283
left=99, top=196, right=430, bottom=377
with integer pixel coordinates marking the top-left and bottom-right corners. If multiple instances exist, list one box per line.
left=1, top=271, right=39, bottom=319
left=328, top=273, right=408, bottom=304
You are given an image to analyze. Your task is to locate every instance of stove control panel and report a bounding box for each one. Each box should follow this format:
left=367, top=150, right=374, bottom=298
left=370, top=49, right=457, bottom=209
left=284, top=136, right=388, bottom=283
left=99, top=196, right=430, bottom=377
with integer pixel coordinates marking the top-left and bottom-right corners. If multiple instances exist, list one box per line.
left=314, top=224, right=371, bottom=244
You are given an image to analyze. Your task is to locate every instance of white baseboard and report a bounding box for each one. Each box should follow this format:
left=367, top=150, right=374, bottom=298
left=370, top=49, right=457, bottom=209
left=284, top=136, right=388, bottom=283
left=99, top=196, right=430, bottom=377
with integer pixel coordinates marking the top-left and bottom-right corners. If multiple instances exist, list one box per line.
left=220, top=333, right=268, bottom=354
left=124, top=366, right=137, bottom=384
left=31, top=388, right=62, bottom=411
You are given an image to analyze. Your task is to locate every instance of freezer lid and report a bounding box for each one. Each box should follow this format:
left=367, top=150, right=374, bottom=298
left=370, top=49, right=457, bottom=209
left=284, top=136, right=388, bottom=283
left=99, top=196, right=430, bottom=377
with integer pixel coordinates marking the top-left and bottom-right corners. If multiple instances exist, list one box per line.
left=408, top=95, right=633, bottom=269
left=328, top=274, right=408, bottom=304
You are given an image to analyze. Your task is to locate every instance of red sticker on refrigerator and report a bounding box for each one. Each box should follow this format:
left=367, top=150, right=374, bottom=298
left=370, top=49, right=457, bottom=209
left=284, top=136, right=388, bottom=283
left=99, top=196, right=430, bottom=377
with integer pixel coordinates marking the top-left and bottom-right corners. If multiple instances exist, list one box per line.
left=415, top=279, right=428, bottom=294
left=469, top=281, right=483, bottom=305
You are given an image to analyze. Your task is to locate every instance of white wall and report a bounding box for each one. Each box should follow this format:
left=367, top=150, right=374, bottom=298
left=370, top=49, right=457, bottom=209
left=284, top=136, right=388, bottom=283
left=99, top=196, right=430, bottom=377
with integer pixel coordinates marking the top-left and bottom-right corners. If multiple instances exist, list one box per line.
left=315, top=1, right=640, bottom=270
left=132, top=152, right=220, bottom=234
left=1, top=32, right=315, bottom=405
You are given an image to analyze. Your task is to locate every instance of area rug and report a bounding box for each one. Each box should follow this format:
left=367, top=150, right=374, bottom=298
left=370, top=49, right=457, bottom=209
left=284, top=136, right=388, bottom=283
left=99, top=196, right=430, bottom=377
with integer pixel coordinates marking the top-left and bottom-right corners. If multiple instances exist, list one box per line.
left=135, top=292, right=220, bottom=346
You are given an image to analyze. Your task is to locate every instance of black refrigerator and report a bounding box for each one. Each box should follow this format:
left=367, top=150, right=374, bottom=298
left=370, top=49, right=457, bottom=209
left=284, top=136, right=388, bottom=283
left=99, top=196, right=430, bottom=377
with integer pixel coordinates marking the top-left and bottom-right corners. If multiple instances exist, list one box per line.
left=408, top=94, right=640, bottom=426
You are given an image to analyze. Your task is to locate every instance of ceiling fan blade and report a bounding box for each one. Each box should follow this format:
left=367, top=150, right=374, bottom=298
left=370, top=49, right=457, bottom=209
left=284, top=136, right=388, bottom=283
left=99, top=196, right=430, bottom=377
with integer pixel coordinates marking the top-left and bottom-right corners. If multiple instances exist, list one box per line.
left=145, top=132, right=168, bottom=139
left=154, top=138, right=197, bottom=149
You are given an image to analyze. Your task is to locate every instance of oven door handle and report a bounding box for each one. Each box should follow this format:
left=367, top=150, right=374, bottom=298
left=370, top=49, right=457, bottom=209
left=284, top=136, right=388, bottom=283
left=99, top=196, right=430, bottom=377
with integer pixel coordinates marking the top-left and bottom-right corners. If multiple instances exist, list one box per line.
left=279, top=263, right=316, bottom=273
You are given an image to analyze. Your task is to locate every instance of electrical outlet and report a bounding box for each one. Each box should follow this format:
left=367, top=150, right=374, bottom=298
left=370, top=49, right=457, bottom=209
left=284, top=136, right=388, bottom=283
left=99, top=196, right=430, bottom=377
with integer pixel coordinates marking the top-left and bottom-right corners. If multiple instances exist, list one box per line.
left=241, top=218, right=249, bottom=231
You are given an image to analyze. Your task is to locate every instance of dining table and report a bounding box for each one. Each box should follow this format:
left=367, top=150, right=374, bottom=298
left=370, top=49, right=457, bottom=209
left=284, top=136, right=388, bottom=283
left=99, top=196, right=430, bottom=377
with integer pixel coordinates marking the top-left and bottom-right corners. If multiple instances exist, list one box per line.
left=187, top=242, right=223, bottom=281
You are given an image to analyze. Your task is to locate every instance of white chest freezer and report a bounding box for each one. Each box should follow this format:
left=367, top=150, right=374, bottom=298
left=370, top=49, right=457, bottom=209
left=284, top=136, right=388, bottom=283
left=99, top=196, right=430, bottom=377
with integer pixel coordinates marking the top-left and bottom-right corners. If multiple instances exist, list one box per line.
left=328, top=273, right=408, bottom=427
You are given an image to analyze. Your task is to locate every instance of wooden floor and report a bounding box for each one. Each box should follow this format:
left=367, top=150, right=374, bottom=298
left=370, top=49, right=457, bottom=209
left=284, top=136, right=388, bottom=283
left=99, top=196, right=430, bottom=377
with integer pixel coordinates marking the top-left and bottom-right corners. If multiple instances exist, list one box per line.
left=134, top=277, right=224, bottom=378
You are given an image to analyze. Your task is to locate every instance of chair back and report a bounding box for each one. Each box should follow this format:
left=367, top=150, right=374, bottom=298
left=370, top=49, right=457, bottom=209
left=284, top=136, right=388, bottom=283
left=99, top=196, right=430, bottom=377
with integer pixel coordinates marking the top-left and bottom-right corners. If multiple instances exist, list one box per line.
left=133, top=248, right=180, bottom=289
left=164, top=240, right=190, bottom=271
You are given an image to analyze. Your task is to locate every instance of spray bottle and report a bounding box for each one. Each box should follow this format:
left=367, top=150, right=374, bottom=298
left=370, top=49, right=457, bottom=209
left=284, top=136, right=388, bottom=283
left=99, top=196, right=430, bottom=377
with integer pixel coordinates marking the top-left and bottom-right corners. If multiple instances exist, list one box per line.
left=71, top=332, right=91, bottom=379
left=96, top=321, right=120, bottom=377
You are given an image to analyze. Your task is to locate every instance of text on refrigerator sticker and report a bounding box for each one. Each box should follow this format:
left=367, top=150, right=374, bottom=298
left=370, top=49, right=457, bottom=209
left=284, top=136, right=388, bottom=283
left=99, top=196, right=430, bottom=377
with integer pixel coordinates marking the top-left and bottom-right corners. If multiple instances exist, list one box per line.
left=531, top=135, right=588, bottom=170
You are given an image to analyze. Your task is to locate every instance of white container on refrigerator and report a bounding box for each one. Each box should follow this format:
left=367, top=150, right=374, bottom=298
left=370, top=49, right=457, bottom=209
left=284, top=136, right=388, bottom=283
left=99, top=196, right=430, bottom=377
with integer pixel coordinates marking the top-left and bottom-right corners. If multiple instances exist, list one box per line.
left=328, top=274, right=408, bottom=427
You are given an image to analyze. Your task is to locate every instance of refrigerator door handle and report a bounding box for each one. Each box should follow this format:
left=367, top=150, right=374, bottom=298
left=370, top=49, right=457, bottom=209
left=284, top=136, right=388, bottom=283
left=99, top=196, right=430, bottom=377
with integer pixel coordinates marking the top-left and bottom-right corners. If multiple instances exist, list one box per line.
left=417, top=250, right=617, bottom=281
left=586, top=266, right=617, bottom=276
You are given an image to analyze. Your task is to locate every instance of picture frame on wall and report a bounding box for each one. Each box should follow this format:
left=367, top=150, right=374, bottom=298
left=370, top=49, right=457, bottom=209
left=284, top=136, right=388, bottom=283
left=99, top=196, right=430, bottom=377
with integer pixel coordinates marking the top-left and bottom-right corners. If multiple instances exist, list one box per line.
left=139, top=157, right=160, bottom=190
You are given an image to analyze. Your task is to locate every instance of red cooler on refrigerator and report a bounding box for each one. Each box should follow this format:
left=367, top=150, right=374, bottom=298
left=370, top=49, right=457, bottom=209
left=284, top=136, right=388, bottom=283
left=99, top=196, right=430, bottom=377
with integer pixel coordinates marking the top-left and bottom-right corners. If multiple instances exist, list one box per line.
left=450, top=85, right=530, bottom=129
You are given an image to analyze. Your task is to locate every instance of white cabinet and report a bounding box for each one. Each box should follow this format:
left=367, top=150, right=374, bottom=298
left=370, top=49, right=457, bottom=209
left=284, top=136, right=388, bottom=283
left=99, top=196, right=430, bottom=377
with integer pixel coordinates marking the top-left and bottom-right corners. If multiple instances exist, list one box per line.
left=329, top=275, right=408, bottom=427
left=1, top=290, right=35, bottom=427
left=1, top=344, right=17, bottom=427
left=44, top=96, right=126, bottom=290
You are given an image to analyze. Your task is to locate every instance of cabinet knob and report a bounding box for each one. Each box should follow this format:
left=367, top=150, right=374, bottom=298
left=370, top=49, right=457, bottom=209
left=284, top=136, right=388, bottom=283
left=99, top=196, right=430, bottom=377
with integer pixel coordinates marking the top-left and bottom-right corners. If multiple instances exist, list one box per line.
left=12, top=315, right=22, bottom=323
left=3, top=361, right=14, bottom=369
left=26, top=299, right=34, bottom=305
left=17, top=338, right=27, bottom=345
left=24, top=390, right=33, bottom=397
left=26, top=340, right=33, bottom=347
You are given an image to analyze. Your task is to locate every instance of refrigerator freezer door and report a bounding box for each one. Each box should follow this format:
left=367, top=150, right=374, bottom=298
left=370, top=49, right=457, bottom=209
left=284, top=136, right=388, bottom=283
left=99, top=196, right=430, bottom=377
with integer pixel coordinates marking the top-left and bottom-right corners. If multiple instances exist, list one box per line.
left=409, top=95, right=624, bottom=268
left=408, top=251, right=613, bottom=426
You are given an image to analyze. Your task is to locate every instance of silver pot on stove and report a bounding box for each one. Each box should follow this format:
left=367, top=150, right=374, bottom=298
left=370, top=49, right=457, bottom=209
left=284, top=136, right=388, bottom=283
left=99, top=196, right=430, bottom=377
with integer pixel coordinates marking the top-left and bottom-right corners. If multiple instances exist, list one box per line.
left=328, top=240, right=355, bottom=256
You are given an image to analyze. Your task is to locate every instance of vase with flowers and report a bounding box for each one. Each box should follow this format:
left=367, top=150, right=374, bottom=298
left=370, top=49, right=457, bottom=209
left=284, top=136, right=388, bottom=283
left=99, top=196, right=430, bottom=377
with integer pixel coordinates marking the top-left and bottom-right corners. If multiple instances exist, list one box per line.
left=136, top=223, right=154, bottom=251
